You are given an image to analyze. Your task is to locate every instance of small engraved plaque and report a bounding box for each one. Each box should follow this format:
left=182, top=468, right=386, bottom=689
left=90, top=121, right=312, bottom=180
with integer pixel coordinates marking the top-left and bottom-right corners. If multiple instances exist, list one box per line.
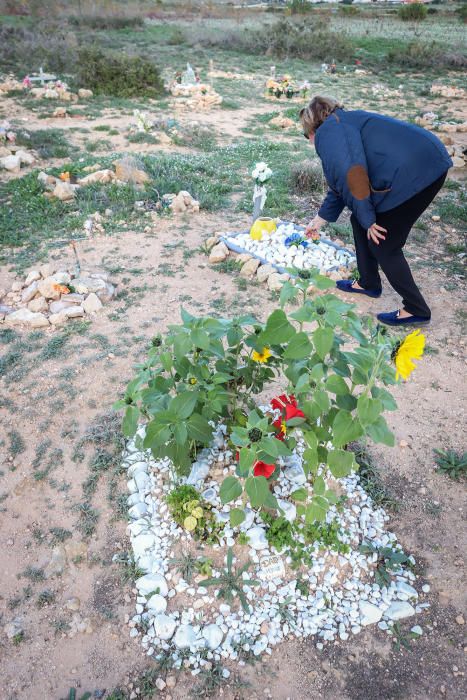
left=258, top=555, right=285, bottom=581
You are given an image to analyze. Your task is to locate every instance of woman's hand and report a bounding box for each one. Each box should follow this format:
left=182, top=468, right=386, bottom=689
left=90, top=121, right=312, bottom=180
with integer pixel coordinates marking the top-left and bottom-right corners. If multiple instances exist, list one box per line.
left=367, top=223, right=387, bottom=245
left=305, top=215, right=326, bottom=238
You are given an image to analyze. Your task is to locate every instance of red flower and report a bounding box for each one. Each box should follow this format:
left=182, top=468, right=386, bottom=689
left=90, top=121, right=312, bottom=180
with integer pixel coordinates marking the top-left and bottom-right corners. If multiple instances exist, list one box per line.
left=235, top=451, right=240, bottom=462
left=253, top=461, right=276, bottom=479
left=271, top=394, right=298, bottom=411
left=284, top=404, right=305, bottom=422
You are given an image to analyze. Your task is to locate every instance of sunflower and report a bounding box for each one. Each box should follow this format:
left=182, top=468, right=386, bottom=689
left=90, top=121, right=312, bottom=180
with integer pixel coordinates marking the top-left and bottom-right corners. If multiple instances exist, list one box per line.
left=252, top=347, right=272, bottom=364
left=393, top=329, right=425, bottom=380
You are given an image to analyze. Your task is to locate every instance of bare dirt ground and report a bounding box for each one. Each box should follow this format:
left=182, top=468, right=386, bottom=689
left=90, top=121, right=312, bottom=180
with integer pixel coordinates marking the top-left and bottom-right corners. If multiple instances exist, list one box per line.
left=1, top=81, right=466, bottom=700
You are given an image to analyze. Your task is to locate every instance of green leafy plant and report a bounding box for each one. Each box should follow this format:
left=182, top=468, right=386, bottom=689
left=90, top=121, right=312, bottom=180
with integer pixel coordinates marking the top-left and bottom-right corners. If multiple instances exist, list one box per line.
left=169, top=552, right=198, bottom=582
left=195, top=557, right=214, bottom=577
left=398, top=2, right=427, bottom=22
left=76, top=48, right=165, bottom=98
left=434, top=448, right=467, bottom=481
left=202, top=548, right=260, bottom=612
left=120, top=292, right=404, bottom=526
left=166, top=485, right=224, bottom=543
left=359, top=542, right=413, bottom=587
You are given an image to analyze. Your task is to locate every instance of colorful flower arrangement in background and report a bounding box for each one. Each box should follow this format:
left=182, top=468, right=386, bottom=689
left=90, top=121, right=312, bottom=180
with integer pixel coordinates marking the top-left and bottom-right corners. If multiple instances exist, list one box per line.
left=132, top=109, right=154, bottom=133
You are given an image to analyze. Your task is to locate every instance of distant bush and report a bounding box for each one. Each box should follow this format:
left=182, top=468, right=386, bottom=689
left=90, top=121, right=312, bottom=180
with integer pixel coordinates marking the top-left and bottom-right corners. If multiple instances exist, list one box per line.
left=68, top=15, right=144, bottom=30
left=76, top=48, right=164, bottom=98
left=338, top=4, right=359, bottom=16
left=290, top=160, right=325, bottom=195
left=0, top=22, right=77, bottom=75
left=189, top=18, right=353, bottom=63
left=388, top=40, right=435, bottom=67
left=287, top=0, right=314, bottom=15
left=456, top=5, right=467, bottom=23
left=398, top=3, right=427, bottom=22
left=262, top=18, right=353, bottom=62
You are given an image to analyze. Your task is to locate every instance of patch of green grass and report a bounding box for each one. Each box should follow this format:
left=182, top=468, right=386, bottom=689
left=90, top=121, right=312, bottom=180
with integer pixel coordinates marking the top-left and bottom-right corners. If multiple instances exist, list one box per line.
left=127, top=131, right=159, bottom=144
left=8, top=430, right=26, bottom=458
left=15, top=128, right=78, bottom=160
left=21, top=566, right=46, bottom=582
left=352, top=443, right=399, bottom=510
left=84, top=138, right=112, bottom=153
left=74, top=501, right=100, bottom=538
left=434, top=448, right=467, bottom=481
left=37, top=589, right=56, bottom=608
left=49, top=527, right=72, bottom=545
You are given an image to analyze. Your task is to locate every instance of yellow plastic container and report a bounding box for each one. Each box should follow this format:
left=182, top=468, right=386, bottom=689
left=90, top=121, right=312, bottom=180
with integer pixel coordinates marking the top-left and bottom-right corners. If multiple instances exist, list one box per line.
left=249, top=217, right=277, bottom=241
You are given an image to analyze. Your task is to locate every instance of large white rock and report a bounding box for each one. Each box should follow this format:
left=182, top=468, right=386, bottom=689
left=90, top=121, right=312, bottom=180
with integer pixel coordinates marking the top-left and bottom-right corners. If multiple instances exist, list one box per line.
left=0, top=154, right=21, bottom=172
left=245, top=526, right=268, bottom=550
left=284, top=464, right=306, bottom=486
left=53, top=181, right=77, bottom=201
left=16, top=149, right=35, bottom=166
left=147, top=594, right=167, bottom=614
left=186, top=461, right=210, bottom=485
left=385, top=601, right=415, bottom=621
left=5, top=308, right=49, bottom=328
left=256, top=264, right=275, bottom=284
left=72, top=276, right=107, bottom=295
left=38, top=276, right=62, bottom=300
left=24, top=270, right=41, bottom=286
left=277, top=499, right=297, bottom=523
left=396, top=581, right=418, bottom=599
left=202, top=623, right=224, bottom=650
left=83, top=292, right=103, bottom=313
left=359, top=601, right=383, bottom=626
left=136, top=573, right=168, bottom=597
left=132, top=533, right=156, bottom=558
left=174, top=624, right=198, bottom=649
left=21, top=281, right=39, bottom=303
left=209, top=242, right=229, bottom=264
left=153, top=614, right=176, bottom=640
left=28, top=297, right=48, bottom=313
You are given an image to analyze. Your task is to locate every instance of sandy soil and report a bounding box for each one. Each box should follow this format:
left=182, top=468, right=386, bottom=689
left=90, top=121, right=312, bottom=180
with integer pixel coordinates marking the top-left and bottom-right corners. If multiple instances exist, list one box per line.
left=1, top=85, right=466, bottom=700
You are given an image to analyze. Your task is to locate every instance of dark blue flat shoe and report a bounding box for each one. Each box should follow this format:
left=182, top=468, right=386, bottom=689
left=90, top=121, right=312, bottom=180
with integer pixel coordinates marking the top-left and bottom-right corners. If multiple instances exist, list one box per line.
left=336, top=279, right=382, bottom=298
left=377, top=310, right=431, bottom=327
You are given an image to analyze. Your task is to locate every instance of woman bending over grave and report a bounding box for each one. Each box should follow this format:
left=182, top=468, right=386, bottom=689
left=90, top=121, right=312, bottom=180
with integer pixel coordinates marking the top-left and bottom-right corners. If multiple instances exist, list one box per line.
left=301, top=96, right=452, bottom=326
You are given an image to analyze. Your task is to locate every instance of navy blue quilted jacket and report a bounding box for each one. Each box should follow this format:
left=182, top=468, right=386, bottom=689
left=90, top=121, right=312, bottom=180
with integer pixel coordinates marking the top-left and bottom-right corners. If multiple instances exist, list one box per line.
left=315, top=108, right=452, bottom=230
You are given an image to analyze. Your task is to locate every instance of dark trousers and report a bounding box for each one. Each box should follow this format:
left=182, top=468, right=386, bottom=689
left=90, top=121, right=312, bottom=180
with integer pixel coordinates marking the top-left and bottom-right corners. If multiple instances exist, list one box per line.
left=351, top=173, right=447, bottom=318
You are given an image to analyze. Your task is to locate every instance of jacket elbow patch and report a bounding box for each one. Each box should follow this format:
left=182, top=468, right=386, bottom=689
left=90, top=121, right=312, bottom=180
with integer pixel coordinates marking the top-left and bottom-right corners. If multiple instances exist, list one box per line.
left=347, top=164, right=370, bottom=201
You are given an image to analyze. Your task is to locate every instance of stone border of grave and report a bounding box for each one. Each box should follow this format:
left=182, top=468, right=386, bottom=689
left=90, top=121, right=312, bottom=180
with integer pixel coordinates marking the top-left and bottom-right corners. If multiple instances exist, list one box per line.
left=122, top=423, right=429, bottom=672
left=207, top=222, right=356, bottom=291
left=0, top=264, right=116, bottom=328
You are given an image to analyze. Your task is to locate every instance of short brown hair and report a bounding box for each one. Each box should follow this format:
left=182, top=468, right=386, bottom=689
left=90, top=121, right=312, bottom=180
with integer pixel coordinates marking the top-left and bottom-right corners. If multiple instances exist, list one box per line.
left=300, top=95, right=343, bottom=136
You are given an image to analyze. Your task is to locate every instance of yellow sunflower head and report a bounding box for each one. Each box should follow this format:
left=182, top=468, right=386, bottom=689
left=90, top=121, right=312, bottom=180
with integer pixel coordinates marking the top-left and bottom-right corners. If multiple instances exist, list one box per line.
left=393, top=329, right=425, bottom=381
left=252, top=347, right=272, bottom=364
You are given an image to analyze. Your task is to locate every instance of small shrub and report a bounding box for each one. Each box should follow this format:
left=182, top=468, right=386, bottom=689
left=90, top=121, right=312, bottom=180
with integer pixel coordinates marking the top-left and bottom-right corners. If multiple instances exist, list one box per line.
left=338, top=4, right=359, bottom=16
left=456, top=5, right=467, bottom=23
left=287, top=0, right=314, bottom=15
left=76, top=48, right=164, bottom=98
left=0, top=21, right=78, bottom=75
left=434, top=448, right=467, bottom=481
left=127, top=132, right=160, bottom=144
left=388, top=40, right=438, bottom=69
left=263, top=18, right=353, bottom=62
left=69, top=15, right=143, bottom=30
left=398, top=3, right=427, bottom=22
left=290, top=160, right=325, bottom=195
left=15, top=128, right=75, bottom=160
